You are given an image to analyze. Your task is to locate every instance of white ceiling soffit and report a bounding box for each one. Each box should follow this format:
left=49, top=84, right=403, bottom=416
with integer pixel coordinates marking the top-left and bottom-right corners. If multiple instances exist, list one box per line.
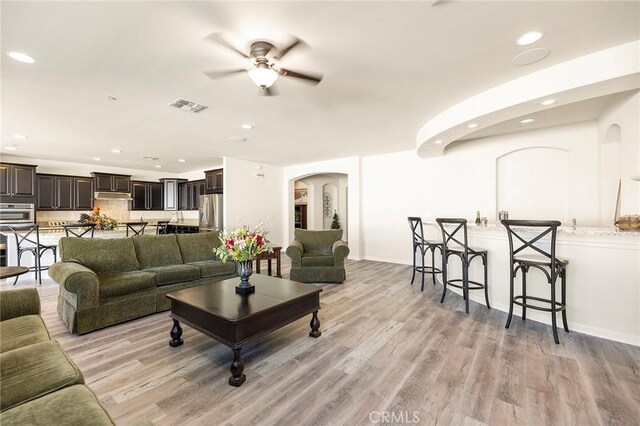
left=416, top=41, right=640, bottom=158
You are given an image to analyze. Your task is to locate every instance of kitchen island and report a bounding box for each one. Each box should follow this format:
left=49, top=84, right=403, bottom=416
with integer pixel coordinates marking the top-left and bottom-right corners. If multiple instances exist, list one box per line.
left=423, top=223, right=640, bottom=345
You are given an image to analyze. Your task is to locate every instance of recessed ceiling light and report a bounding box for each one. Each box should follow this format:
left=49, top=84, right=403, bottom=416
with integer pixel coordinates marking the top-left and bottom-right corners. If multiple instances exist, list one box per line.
left=107, top=96, right=117, bottom=101
left=92, top=157, right=102, bottom=161
left=434, top=140, right=443, bottom=144
left=178, top=159, right=186, bottom=162
left=467, top=123, right=479, bottom=128
left=5, top=147, right=18, bottom=151
left=541, top=99, right=556, bottom=106
left=7, top=52, right=35, bottom=64
left=512, top=48, right=549, bottom=66
left=154, top=165, right=162, bottom=168
left=111, top=149, right=122, bottom=153
left=517, top=31, right=543, bottom=46
left=12, top=134, right=29, bottom=140
left=520, top=118, right=535, bottom=123
left=241, top=124, right=253, bottom=130
left=229, top=136, right=247, bottom=142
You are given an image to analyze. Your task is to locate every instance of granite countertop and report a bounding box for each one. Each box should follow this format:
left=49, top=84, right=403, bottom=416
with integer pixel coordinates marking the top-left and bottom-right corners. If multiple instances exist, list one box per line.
left=425, top=222, right=640, bottom=237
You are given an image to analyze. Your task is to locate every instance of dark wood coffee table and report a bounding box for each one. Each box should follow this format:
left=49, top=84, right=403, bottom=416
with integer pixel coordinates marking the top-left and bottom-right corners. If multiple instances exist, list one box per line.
left=166, top=274, right=322, bottom=387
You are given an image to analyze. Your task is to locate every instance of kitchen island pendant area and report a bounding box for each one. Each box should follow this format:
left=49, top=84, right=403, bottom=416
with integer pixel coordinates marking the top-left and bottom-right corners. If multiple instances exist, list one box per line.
left=422, top=223, right=640, bottom=345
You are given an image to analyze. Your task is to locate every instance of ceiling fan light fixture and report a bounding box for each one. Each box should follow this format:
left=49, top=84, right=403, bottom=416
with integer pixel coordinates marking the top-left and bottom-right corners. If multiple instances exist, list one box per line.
left=248, top=67, right=278, bottom=88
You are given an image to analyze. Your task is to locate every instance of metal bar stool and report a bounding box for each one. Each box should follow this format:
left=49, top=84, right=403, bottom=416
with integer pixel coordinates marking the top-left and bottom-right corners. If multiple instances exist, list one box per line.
left=502, top=219, right=569, bottom=344
left=7, top=224, right=57, bottom=285
left=436, top=218, right=490, bottom=313
left=62, top=223, right=96, bottom=238
left=156, top=220, right=170, bottom=235
left=126, top=221, right=148, bottom=237
left=407, top=217, right=442, bottom=291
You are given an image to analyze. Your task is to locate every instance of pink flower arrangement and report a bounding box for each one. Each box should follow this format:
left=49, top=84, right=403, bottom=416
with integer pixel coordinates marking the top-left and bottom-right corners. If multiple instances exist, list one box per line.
left=215, top=224, right=272, bottom=263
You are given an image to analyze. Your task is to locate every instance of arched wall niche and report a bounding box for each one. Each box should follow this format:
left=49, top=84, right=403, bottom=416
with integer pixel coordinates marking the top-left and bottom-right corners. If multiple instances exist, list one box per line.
left=603, top=123, right=622, bottom=144
left=496, top=147, right=571, bottom=222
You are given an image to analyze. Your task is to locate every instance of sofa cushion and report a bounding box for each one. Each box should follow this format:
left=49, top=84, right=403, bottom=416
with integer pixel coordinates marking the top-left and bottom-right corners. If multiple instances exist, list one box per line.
left=1, top=385, right=114, bottom=426
left=188, top=260, right=236, bottom=278
left=0, top=315, right=50, bottom=354
left=145, top=264, right=201, bottom=286
left=301, top=253, right=335, bottom=267
left=0, top=340, right=84, bottom=412
left=176, top=232, right=222, bottom=263
left=99, top=271, right=156, bottom=299
left=294, top=229, right=343, bottom=254
left=132, top=234, right=184, bottom=269
left=59, top=237, right=139, bottom=276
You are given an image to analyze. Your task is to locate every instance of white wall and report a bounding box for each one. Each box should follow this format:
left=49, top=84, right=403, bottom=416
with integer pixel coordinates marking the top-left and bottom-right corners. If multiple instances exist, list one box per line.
left=598, top=91, right=640, bottom=221
left=283, top=157, right=361, bottom=259
left=361, top=121, right=600, bottom=264
left=223, top=157, right=284, bottom=247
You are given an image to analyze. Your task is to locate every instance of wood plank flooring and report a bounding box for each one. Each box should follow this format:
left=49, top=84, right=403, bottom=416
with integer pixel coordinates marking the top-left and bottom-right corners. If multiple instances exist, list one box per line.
left=2, top=259, right=639, bottom=425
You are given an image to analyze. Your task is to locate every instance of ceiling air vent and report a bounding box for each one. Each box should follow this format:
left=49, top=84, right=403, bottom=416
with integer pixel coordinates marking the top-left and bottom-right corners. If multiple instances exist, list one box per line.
left=169, top=98, right=208, bottom=113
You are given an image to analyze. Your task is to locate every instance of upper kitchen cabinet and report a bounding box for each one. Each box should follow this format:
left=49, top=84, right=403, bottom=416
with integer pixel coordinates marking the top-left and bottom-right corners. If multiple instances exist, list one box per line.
left=0, top=163, right=37, bottom=202
left=178, top=180, right=204, bottom=210
left=205, top=169, right=223, bottom=194
left=131, top=181, right=163, bottom=211
left=36, top=174, right=94, bottom=211
left=36, top=174, right=74, bottom=211
left=74, top=177, right=94, bottom=210
left=160, top=178, right=187, bottom=211
left=92, top=172, right=131, bottom=193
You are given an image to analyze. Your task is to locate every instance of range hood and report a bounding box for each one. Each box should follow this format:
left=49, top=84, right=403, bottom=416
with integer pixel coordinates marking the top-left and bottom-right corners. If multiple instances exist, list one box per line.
left=94, top=192, right=133, bottom=201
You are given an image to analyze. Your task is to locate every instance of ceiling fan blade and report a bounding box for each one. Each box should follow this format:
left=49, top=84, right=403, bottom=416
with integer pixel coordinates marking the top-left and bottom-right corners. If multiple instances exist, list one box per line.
left=273, top=37, right=304, bottom=60
left=203, top=69, right=247, bottom=80
left=278, top=68, right=323, bottom=85
left=203, top=32, right=249, bottom=59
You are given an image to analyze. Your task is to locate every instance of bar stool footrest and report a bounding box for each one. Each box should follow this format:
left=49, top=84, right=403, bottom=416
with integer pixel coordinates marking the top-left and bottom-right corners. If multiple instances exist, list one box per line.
left=513, top=295, right=566, bottom=312
left=413, top=266, right=442, bottom=274
left=445, top=279, right=485, bottom=290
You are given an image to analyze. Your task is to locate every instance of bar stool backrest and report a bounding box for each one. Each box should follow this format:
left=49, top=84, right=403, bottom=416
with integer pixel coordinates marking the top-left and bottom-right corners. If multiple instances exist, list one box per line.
left=63, top=223, right=96, bottom=238
left=436, top=218, right=468, bottom=256
left=501, top=219, right=561, bottom=267
left=156, top=220, right=169, bottom=235
left=126, top=222, right=148, bottom=237
left=8, top=224, right=41, bottom=250
left=407, top=217, right=425, bottom=245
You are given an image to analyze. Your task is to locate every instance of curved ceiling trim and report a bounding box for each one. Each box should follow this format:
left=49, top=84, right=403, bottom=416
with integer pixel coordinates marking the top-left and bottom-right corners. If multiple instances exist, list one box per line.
left=416, top=40, right=640, bottom=158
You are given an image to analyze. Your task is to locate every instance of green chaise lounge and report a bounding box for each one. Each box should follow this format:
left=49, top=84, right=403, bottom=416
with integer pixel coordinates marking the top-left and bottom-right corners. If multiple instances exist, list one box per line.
left=285, top=229, right=349, bottom=283
left=49, top=232, right=236, bottom=334
left=0, top=288, right=113, bottom=425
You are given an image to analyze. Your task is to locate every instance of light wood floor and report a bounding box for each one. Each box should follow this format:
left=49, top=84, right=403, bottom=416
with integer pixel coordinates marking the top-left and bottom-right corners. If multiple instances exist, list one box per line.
left=3, top=259, right=639, bottom=426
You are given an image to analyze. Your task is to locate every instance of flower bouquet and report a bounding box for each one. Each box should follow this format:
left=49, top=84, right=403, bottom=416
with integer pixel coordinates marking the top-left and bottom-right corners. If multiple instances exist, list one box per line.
left=79, top=206, right=118, bottom=230
left=214, top=224, right=272, bottom=294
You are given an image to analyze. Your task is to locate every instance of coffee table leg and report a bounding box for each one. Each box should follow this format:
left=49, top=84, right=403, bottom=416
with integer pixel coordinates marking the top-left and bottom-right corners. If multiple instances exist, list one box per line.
left=169, top=319, right=183, bottom=347
left=309, top=311, right=321, bottom=338
left=229, top=348, right=246, bottom=387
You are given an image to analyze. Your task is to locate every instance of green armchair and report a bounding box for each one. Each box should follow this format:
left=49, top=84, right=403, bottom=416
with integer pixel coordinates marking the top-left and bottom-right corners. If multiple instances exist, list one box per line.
left=286, top=229, right=349, bottom=283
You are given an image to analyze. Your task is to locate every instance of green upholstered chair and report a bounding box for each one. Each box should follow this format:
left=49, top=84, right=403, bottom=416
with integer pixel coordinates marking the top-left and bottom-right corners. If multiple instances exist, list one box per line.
left=286, top=229, right=349, bottom=283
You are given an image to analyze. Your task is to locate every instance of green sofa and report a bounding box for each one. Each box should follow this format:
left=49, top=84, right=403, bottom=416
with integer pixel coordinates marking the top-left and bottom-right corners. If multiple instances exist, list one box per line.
left=0, top=288, right=113, bottom=425
left=285, top=229, right=350, bottom=283
left=49, top=232, right=236, bottom=334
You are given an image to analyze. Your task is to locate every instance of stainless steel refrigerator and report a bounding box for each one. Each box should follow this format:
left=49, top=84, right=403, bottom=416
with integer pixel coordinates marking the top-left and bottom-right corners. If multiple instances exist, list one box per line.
left=199, top=194, right=223, bottom=232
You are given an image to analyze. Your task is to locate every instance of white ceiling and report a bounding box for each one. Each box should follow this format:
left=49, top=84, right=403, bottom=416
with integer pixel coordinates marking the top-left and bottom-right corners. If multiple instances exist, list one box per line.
left=2, top=1, right=639, bottom=172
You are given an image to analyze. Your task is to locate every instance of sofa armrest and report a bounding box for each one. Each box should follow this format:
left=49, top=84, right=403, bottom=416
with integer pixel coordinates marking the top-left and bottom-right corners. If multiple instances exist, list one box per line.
left=332, top=240, right=350, bottom=267
left=285, top=241, right=304, bottom=267
left=49, top=261, right=100, bottom=309
left=0, top=288, right=40, bottom=321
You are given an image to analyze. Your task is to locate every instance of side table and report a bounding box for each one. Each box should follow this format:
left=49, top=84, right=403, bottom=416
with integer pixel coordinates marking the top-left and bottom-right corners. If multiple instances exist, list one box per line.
left=255, top=246, right=282, bottom=278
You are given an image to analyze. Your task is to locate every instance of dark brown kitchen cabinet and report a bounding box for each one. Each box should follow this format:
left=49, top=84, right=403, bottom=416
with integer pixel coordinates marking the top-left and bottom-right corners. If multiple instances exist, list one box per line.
left=92, top=172, right=131, bottom=193
left=131, top=181, right=163, bottom=211
left=37, top=174, right=83, bottom=211
left=0, top=163, right=37, bottom=202
left=178, top=180, right=204, bottom=210
left=74, top=178, right=94, bottom=210
left=205, top=169, right=223, bottom=194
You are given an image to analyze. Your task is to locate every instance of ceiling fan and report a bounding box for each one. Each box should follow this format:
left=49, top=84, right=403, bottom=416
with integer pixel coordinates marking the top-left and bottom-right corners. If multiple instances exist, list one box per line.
left=202, top=33, right=323, bottom=96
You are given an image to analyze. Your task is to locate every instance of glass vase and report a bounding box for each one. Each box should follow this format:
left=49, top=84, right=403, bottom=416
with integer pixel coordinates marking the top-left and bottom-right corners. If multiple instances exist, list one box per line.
left=235, top=259, right=255, bottom=293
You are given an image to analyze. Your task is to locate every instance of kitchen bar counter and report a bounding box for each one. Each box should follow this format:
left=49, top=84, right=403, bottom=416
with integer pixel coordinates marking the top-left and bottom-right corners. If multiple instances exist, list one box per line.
left=422, top=222, right=640, bottom=346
